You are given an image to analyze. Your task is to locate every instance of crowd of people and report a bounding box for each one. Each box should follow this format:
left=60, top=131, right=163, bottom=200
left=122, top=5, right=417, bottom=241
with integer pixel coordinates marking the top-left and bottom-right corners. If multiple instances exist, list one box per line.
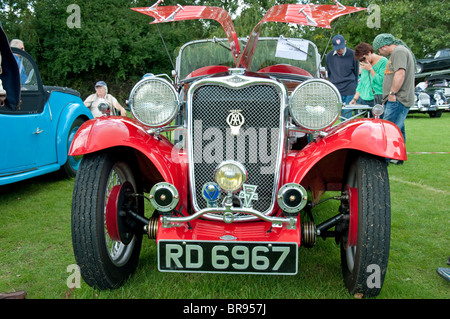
left=325, top=33, right=416, bottom=160
left=326, top=33, right=449, bottom=281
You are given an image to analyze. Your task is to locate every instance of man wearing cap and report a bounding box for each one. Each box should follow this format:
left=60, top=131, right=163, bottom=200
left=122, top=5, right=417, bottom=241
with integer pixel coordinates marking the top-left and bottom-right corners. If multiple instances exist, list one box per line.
left=84, top=81, right=127, bottom=118
left=373, top=33, right=415, bottom=146
left=325, top=35, right=359, bottom=119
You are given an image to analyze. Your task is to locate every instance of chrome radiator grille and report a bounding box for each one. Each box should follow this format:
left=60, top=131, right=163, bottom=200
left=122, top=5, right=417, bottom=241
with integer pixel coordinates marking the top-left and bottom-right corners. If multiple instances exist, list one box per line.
left=188, top=78, right=285, bottom=215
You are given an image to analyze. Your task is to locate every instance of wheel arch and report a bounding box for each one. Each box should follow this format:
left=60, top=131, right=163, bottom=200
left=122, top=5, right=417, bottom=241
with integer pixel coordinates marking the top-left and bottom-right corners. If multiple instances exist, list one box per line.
left=70, top=117, right=188, bottom=203
left=56, top=101, right=93, bottom=166
left=286, top=120, right=403, bottom=203
left=294, top=149, right=378, bottom=203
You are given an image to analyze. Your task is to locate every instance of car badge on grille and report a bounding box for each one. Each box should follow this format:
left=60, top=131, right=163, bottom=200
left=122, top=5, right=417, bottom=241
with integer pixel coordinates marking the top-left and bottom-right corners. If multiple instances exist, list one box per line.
left=227, top=110, right=245, bottom=136
left=202, top=182, right=220, bottom=207
left=226, top=76, right=247, bottom=84
left=220, top=234, right=237, bottom=241
left=239, top=184, right=258, bottom=208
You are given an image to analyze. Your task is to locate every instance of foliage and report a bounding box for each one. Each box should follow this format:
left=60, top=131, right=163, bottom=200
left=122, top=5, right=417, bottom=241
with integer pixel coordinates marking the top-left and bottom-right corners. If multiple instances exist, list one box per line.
left=1, top=0, right=449, bottom=102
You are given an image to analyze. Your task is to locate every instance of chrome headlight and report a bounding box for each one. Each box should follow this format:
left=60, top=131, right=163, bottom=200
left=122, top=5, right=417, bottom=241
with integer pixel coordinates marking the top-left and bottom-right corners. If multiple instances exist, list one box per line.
left=289, top=79, right=341, bottom=130
left=129, top=76, right=179, bottom=127
left=214, top=161, right=247, bottom=193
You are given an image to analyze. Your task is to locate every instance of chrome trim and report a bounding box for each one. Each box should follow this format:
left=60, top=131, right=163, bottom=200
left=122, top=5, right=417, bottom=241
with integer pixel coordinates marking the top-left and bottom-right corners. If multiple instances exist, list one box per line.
left=186, top=74, right=287, bottom=222
left=146, top=124, right=185, bottom=136
left=161, top=205, right=297, bottom=229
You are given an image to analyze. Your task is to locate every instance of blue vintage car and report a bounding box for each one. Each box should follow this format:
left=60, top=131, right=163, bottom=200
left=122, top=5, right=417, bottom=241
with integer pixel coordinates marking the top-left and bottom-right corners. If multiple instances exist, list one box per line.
left=0, top=27, right=93, bottom=186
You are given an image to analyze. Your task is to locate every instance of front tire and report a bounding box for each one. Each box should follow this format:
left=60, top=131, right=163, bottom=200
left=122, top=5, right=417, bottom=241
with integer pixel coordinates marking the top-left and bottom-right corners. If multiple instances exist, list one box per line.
left=340, top=154, right=391, bottom=298
left=71, top=151, right=143, bottom=289
left=429, top=110, right=442, bottom=118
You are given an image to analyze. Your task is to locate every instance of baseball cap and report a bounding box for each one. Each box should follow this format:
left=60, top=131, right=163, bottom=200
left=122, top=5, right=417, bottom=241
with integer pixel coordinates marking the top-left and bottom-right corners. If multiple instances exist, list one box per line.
left=95, top=81, right=107, bottom=87
left=332, top=35, right=346, bottom=50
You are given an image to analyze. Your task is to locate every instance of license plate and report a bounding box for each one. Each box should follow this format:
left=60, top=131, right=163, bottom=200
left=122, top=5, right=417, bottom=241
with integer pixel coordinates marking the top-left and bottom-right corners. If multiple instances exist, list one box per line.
left=158, top=240, right=298, bottom=275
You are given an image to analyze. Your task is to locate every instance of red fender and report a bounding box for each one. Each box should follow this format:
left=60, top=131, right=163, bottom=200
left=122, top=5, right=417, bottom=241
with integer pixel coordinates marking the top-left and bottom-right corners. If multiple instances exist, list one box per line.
left=69, top=117, right=188, bottom=193
left=285, top=119, right=407, bottom=185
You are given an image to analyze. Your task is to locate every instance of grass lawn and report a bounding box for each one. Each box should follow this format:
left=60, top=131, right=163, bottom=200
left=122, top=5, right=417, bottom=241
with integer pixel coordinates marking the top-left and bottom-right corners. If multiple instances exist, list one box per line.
left=0, top=112, right=449, bottom=300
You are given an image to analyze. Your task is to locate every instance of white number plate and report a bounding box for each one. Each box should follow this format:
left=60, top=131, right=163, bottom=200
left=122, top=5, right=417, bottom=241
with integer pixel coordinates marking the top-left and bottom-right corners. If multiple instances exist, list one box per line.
left=158, top=240, right=298, bottom=275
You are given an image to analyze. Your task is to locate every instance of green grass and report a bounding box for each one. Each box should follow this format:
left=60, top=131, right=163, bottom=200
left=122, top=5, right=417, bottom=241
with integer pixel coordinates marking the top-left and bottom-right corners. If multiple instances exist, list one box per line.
left=0, top=113, right=449, bottom=300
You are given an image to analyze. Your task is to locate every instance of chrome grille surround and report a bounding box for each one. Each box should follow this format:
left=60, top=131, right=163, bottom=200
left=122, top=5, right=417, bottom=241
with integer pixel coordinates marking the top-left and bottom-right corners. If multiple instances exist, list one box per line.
left=186, top=74, right=287, bottom=222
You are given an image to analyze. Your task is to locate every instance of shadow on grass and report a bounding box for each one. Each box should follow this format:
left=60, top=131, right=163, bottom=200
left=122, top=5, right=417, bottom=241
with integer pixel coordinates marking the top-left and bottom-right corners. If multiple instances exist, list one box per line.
left=0, top=171, right=74, bottom=198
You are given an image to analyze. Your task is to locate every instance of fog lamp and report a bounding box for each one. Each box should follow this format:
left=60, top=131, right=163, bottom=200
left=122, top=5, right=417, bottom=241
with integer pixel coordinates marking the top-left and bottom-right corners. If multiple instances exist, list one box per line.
left=214, top=161, right=247, bottom=193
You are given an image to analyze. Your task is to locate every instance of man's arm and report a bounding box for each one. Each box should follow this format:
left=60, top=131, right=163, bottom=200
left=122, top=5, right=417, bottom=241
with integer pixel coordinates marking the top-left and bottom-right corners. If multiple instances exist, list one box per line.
left=388, top=68, right=405, bottom=102
left=113, top=99, right=127, bottom=116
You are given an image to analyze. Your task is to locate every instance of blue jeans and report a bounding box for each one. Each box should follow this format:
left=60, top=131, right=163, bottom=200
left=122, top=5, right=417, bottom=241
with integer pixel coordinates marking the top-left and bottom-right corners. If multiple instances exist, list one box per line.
left=383, top=100, right=410, bottom=142
left=341, top=95, right=355, bottom=119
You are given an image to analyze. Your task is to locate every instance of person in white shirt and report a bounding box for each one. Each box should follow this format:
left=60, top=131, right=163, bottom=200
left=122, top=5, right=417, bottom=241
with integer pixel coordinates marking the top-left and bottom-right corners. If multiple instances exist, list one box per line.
left=84, top=81, right=127, bottom=117
left=415, top=79, right=428, bottom=91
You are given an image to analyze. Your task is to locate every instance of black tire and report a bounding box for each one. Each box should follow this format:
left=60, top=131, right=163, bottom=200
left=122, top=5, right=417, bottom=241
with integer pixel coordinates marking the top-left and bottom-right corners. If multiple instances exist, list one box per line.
left=340, top=154, right=391, bottom=298
left=71, top=151, right=143, bottom=289
left=62, top=117, right=85, bottom=177
left=429, top=110, right=442, bottom=118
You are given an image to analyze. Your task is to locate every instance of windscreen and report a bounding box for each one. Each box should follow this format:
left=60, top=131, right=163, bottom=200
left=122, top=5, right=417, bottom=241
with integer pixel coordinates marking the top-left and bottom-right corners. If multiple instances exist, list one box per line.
left=177, top=39, right=239, bottom=80
left=177, top=37, right=319, bottom=79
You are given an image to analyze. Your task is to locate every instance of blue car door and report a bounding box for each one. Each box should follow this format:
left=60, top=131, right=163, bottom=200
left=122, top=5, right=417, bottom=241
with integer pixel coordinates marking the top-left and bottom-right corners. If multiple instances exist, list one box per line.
left=0, top=49, right=55, bottom=175
left=1, top=113, right=40, bottom=173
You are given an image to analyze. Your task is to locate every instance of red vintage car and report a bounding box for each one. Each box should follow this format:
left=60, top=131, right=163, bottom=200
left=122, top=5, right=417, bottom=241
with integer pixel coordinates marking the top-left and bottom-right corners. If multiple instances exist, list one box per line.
left=70, top=1, right=407, bottom=298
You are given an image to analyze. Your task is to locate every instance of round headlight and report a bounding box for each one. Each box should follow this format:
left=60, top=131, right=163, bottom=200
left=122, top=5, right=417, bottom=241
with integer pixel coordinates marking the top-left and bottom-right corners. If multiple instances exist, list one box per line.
left=129, top=76, right=179, bottom=127
left=290, top=79, right=341, bottom=130
left=214, top=161, right=247, bottom=193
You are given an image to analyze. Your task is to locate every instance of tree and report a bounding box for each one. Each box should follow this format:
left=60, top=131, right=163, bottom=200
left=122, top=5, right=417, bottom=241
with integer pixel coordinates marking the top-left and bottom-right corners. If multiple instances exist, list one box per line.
left=1, top=0, right=449, bottom=101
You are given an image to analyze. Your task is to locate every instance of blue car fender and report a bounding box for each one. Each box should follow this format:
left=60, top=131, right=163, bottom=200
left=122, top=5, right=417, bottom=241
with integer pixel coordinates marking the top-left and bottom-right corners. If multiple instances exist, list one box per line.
left=55, top=98, right=93, bottom=165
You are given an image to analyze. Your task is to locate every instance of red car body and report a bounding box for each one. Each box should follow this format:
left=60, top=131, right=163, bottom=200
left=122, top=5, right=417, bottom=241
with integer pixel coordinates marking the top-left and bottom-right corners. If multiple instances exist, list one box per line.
left=70, top=1, right=406, bottom=298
